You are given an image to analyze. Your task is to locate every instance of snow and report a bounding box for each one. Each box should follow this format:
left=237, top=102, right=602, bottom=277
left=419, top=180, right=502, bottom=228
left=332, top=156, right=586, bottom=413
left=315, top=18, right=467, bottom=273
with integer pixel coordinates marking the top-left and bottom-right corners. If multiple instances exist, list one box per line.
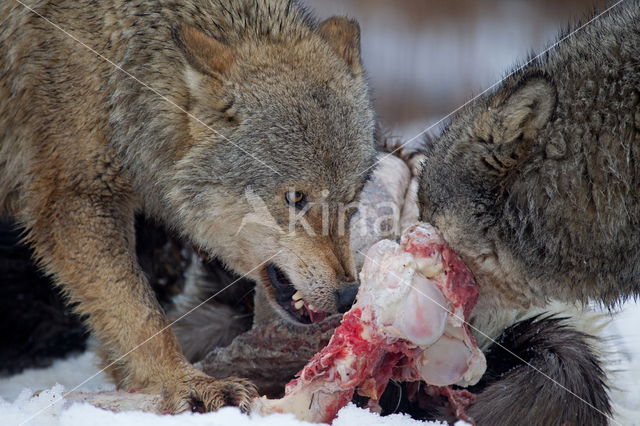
left=0, top=384, right=449, bottom=426
left=0, top=352, right=113, bottom=403
left=0, top=347, right=454, bottom=426
left=0, top=384, right=309, bottom=426
left=606, top=302, right=640, bottom=425
left=1, top=302, right=638, bottom=425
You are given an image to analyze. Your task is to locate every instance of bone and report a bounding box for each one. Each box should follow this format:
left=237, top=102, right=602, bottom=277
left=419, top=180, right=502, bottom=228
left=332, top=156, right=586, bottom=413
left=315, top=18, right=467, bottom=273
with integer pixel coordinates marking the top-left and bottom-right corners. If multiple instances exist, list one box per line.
left=350, top=154, right=416, bottom=271
left=252, top=223, right=486, bottom=424
left=419, top=335, right=472, bottom=386
left=394, top=275, right=448, bottom=346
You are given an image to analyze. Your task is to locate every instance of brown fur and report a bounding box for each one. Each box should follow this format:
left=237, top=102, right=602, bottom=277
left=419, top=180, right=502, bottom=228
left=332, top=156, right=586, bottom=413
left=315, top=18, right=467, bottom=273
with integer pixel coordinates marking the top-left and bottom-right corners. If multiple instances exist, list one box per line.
left=0, top=0, right=375, bottom=412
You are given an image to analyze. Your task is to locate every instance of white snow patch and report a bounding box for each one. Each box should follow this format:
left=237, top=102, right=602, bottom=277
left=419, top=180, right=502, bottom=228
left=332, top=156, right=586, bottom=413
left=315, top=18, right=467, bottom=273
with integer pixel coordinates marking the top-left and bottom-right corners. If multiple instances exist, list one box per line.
left=606, top=302, right=640, bottom=426
left=0, top=389, right=446, bottom=426
left=0, top=351, right=113, bottom=402
left=333, top=404, right=444, bottom=426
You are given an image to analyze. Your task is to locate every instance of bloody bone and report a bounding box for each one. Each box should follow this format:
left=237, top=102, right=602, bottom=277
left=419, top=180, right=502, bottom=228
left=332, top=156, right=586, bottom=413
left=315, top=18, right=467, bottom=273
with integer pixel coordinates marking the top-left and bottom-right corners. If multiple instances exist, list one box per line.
left=252, top=223, right=486, bottom=423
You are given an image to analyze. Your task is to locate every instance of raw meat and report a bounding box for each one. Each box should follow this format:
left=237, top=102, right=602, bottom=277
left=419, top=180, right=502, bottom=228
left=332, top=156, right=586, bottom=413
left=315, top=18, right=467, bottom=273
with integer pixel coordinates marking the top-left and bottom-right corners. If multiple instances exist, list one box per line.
left=252, top=223, right=486, bottom=423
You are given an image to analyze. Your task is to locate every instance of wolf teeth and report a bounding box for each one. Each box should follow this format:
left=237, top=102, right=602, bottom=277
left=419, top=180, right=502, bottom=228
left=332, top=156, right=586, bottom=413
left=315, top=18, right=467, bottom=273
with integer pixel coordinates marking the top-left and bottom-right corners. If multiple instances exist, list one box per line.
left=292, top=291, right=303, bottom=301
left=294, top=300, right=304, bottom=310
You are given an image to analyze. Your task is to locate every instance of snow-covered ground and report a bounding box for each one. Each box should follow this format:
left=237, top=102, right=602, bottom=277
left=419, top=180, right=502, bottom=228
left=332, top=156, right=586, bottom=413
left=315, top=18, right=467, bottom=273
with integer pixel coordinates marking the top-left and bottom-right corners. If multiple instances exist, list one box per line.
left=1, top=302, right=639, bottom=426
left=0, top=385, right=446, bottom=426
left=0, top=360, right=448, bottom=426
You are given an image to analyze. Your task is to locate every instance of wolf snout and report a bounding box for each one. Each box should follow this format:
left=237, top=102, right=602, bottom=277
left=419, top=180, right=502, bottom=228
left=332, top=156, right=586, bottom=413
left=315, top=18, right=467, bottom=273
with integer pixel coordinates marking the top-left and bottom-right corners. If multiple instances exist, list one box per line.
left=335, top=283, right=359, bottom=313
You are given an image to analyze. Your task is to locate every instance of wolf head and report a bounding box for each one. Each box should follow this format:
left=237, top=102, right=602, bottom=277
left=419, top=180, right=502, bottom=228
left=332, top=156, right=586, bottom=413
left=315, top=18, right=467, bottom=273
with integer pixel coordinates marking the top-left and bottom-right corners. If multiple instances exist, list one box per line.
left=418, top=73, right=558, bottom=309
left=168, top=17, right=376, bottom=324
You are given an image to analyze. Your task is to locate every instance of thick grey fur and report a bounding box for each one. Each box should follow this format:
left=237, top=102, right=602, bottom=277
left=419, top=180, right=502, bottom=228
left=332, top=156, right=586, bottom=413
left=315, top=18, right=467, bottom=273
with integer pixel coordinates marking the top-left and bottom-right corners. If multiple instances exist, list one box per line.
left=418, top=2, right=640, bottom=310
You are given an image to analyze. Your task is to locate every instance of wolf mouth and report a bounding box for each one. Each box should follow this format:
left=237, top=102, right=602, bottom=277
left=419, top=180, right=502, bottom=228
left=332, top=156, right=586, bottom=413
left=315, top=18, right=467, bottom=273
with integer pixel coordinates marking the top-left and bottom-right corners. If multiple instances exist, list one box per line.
left=264, top=264, right=329, bottom=324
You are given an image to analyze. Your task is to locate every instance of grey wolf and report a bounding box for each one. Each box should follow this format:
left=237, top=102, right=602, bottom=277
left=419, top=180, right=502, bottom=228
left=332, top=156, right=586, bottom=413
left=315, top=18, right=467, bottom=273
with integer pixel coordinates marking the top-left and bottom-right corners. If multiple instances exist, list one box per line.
left=0, top=0, right=375, bottom=412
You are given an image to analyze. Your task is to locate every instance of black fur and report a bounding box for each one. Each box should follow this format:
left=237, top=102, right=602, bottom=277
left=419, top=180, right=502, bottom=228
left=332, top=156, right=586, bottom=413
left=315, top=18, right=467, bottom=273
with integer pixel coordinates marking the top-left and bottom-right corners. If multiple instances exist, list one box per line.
left=466, top=316, right=610, bottom=425
left=0, top=219, right=87, bottom=375
left=376, top=316, right=610, bottom=426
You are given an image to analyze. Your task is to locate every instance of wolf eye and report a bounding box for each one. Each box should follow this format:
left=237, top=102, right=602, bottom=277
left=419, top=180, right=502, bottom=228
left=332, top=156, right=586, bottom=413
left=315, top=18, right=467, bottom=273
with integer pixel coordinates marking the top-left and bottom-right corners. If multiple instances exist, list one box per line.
left=285, top=191, right=306, bottom=209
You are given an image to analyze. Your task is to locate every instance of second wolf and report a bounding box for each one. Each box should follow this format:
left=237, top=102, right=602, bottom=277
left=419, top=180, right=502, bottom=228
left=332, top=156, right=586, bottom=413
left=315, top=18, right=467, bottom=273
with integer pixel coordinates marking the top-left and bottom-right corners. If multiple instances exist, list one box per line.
left=418, top=4, right=639, bottom=424
left=419, top=2, right=640, bottom=312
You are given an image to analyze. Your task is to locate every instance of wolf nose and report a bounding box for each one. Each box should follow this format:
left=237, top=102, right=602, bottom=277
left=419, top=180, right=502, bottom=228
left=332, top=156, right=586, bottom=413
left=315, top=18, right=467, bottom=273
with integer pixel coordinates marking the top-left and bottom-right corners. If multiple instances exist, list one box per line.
left=336, top=284, right=359, bottom=314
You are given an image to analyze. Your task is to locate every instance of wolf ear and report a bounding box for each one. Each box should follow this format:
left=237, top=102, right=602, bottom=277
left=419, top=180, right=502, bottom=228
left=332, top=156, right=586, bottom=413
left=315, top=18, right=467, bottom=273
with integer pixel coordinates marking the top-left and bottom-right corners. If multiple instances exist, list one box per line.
left=319, top=17, right=363, bottom=74
left=476, top=76, right=557, bottom=175
left=173, top=25, right=235, bottom=77
left=497, top=76, right=557, bottom=142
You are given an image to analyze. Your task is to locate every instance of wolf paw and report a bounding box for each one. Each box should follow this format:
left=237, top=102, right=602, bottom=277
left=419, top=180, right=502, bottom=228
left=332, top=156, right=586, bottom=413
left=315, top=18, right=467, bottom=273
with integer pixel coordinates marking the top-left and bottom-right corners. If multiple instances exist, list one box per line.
left=161, top=375, right=258, bottom=414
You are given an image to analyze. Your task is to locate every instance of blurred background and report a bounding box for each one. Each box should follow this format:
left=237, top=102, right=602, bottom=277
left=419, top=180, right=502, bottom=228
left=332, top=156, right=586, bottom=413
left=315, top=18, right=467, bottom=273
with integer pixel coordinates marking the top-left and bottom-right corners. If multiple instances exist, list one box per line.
left=303, top=0, right=611, bottom=138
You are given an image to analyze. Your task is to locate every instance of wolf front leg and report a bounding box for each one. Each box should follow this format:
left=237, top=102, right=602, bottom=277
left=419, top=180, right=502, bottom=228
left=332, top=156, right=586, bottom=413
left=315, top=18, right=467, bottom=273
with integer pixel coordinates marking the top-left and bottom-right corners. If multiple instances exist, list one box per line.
left=23, top=191, right=257, bottom=413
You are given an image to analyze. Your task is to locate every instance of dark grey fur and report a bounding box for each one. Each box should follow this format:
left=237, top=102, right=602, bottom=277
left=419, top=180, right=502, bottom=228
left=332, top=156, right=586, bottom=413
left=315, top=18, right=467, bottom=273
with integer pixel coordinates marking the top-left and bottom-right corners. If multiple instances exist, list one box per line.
left=466, top=316, right=610, bottom=426
left=418, top=2, right=640, bottom=310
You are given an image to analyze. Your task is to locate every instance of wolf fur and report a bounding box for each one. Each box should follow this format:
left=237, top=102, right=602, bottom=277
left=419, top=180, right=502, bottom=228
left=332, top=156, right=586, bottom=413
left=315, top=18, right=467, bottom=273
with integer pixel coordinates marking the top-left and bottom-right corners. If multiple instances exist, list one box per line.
left=170, top=254, right=254, bottom=363
left=0, top=0, right=376, bottom=412
left=464, top=314, right=611, bottom=426
left=418, top=2, right=640, bottom=311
